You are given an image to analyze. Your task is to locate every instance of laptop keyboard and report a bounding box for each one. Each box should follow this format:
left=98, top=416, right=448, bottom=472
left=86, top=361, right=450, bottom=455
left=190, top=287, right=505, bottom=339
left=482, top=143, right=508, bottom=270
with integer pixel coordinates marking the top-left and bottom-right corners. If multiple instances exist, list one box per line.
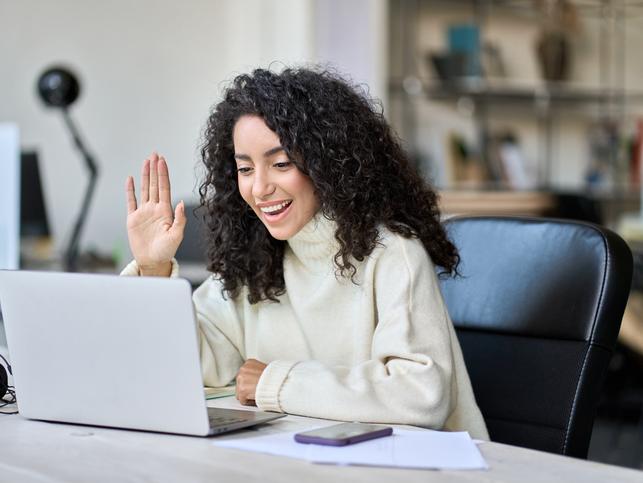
left=208, top=415, right=248, bottom=427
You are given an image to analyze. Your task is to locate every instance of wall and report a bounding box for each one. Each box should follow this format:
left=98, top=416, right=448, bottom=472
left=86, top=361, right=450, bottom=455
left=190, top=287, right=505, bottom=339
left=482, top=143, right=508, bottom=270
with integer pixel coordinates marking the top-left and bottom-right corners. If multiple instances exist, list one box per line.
left=315, top=0, right=388, bottom=106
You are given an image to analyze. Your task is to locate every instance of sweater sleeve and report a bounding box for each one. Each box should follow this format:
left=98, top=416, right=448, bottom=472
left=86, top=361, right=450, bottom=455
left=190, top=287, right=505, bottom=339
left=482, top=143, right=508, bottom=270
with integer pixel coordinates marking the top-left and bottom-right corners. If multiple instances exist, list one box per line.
left=192, top=278, right=245, bottom=388
left=119, top=258, right=180, bottom=277
left=255, top=236, right=458, bottom=430
left=120, top=259, right=244, bottom=387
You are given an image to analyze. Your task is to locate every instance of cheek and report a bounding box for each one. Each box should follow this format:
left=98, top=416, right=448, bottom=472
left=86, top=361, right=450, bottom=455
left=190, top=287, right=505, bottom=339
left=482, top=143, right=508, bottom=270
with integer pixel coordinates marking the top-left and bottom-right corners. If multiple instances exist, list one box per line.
left=237, top=177, right=253, bottom=206
left=301, top=180, right=318, bottom=213
left=290, top=189, right=317, bottom=222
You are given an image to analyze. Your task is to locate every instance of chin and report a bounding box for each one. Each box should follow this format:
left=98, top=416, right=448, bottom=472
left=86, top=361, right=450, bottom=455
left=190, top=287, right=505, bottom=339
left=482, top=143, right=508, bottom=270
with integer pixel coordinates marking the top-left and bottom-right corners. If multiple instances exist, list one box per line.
left=265, top=226, right=296, bottom=241
left=259, top=217, right=306, bottom=240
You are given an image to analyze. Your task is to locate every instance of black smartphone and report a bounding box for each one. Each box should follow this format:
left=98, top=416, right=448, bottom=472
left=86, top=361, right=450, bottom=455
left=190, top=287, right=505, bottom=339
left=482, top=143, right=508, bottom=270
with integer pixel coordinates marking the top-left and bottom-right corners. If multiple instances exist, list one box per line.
left=294, top=423, right=393, bottom=446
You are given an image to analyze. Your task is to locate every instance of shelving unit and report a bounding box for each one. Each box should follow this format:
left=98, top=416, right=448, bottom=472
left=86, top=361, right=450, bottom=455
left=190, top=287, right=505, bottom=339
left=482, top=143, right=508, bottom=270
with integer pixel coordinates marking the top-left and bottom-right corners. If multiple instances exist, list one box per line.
left=388, top=0, right=643, bottom=208
left=402, top=78, right=643, bottom=105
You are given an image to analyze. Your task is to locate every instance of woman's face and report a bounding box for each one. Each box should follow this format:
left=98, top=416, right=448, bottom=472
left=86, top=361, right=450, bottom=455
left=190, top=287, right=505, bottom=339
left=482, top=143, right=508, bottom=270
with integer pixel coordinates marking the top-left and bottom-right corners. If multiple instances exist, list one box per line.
left=233, top=115, right=319, bottom=240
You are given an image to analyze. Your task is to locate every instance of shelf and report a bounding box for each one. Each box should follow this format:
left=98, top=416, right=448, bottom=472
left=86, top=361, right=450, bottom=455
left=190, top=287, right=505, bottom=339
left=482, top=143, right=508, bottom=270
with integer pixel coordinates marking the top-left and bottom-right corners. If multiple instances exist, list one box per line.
left=495, top=0, right=643, bottom=17
left=438, top=189, right=557, bottom=216
left=390, top=77, right=643, bottom=106
left=420, top=0, right=643, bottom=18
left=438, top=187, right=642, bottom=218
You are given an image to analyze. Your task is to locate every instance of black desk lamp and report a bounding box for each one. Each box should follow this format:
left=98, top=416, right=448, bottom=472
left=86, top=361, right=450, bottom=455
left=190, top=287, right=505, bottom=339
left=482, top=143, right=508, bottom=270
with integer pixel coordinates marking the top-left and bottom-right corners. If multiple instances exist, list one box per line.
left=37, top=67, right=99, bottom=272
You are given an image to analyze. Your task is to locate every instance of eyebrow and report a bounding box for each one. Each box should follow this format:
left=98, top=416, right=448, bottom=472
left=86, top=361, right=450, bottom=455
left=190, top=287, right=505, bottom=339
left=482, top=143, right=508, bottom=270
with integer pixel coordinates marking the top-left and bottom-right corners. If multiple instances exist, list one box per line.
left=234, top=145, right=285, bottom=161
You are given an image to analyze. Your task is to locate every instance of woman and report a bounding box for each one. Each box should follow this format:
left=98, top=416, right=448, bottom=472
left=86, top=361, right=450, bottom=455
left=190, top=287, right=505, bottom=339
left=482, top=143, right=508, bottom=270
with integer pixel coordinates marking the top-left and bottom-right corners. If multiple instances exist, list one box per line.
left=122, top=67, right=488, bottom=439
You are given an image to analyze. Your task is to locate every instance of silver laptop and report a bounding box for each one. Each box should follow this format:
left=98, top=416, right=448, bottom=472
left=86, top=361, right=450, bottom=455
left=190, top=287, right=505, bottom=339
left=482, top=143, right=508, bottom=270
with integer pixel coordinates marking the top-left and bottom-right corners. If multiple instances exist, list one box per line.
left=0, top=270, right=285, bottom=436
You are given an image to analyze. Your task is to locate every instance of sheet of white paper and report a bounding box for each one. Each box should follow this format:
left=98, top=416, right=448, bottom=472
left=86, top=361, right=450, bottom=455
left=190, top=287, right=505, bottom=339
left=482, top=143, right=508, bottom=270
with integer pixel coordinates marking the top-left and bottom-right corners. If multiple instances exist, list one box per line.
left=215, top=428, right=314, bottom=460
left=214, top=428, right=488, bottom=470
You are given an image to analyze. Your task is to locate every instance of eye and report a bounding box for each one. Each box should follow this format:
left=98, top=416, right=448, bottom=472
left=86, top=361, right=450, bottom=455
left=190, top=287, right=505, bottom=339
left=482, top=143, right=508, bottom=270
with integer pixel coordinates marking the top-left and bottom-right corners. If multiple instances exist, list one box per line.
left=274, top=161, right=292, bottom=169
left=237, top=166, right=253, bottom=175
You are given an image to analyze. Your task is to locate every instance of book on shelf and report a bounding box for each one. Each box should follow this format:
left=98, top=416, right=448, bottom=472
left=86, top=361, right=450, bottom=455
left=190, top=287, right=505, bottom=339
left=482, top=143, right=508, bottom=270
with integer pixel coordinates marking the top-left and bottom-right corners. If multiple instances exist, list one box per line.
left=492, top=132, right=537, bottom=190
left=442, top=130, right=537, bottom=191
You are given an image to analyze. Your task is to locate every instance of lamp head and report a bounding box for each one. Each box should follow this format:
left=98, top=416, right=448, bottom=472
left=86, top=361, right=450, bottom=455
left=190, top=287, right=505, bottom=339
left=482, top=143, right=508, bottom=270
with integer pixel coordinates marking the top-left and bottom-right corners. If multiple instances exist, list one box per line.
left=37, top=67, right=80, bottom=108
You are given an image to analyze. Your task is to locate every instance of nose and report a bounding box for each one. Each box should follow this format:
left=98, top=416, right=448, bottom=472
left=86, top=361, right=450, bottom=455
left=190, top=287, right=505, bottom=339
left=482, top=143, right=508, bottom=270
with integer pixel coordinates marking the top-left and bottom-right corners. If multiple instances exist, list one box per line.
left=251, top=169, right=275, bottom=199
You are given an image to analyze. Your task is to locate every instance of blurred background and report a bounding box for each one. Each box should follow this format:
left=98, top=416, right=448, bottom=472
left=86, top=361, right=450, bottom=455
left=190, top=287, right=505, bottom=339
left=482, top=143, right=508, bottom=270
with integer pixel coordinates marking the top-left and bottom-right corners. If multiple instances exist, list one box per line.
left=1, top=0, right=642, bottom=470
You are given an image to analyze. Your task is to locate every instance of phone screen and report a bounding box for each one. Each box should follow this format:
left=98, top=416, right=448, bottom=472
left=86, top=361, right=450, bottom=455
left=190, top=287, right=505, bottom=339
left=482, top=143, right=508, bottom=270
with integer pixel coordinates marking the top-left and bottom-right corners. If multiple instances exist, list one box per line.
left=294, top=423, right=393, bottom=446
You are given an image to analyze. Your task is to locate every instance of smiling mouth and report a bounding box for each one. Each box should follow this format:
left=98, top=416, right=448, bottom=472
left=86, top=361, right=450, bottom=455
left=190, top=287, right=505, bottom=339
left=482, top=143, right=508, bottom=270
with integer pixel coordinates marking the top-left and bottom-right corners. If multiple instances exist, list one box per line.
left=260, top=200, right=293, bottom=216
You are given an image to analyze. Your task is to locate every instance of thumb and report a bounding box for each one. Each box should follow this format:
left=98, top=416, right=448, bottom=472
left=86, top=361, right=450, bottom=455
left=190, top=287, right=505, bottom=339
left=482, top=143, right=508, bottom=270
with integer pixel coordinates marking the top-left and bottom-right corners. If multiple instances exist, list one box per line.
left=170, top=201, right=187, bottom=236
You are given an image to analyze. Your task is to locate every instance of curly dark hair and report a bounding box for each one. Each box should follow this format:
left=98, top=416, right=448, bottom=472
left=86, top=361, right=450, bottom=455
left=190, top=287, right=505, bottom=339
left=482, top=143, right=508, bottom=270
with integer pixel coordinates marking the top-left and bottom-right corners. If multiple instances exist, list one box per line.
left=199, top=67, right=458, bottom=304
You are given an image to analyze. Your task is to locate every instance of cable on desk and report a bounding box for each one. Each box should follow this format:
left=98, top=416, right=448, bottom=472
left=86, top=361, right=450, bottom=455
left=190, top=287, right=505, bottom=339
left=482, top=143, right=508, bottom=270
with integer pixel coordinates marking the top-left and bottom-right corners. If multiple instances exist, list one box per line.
left=0, top=388, right=17, bottom=415
left=0, top=353, right=18, bottom=414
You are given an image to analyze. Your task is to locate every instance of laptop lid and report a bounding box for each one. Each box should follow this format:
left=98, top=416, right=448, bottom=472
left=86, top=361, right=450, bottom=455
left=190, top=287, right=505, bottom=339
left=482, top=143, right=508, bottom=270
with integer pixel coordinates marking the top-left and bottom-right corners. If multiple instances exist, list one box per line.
left=0, top=270, right=211, bottom=436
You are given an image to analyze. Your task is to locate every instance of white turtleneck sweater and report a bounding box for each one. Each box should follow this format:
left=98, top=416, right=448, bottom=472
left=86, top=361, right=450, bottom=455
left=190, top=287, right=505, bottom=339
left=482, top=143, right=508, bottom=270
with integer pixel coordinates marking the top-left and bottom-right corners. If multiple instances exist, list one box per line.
left=121, top=215, right=488, bottom=439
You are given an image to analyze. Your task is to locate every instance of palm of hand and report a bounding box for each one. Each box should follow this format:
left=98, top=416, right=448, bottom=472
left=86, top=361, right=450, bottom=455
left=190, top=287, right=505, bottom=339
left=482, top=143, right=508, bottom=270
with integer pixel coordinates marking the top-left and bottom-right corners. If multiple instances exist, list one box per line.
left=127, top=201, right=180, bottom=266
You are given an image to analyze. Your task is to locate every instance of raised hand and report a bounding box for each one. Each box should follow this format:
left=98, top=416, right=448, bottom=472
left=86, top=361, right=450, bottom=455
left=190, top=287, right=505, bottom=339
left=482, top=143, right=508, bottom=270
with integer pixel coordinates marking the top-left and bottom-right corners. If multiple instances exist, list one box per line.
left=125, top=153, right=186, bottom=277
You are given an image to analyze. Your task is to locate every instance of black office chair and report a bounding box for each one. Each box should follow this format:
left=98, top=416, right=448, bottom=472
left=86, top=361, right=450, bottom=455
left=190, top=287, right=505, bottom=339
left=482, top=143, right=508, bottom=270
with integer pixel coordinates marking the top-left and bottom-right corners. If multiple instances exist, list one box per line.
left=440, top=216, right=633, bottom=458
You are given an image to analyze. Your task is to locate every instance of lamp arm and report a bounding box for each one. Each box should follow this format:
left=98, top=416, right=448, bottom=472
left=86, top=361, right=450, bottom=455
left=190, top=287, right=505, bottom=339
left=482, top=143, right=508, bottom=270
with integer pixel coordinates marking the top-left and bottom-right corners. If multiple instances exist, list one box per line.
left=61, top=108, right=99, bottom=271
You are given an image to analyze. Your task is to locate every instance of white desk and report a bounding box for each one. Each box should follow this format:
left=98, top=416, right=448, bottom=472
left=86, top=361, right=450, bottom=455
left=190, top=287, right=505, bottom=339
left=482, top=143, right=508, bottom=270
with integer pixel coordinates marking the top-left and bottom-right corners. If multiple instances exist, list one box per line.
left=0, top=396, right=641, bottom=483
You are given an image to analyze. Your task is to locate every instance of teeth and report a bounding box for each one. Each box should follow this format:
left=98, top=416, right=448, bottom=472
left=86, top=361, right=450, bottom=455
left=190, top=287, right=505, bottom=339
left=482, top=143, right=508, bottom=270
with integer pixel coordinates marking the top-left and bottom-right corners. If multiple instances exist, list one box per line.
left=260, top=201, right=291, bottom=213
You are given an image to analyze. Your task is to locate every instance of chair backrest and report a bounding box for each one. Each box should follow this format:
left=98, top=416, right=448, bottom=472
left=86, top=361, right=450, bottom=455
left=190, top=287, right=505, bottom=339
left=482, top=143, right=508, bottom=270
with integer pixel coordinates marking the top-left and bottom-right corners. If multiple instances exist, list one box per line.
left=440, top=216, right=633, bottom=458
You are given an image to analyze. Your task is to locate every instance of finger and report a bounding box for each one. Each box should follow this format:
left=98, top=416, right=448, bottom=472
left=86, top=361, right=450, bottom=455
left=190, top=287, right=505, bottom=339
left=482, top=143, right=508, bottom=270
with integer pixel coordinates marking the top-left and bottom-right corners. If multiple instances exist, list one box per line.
left=125, top=176, right=137, bottom=214
left=149, top=152, right=159, bottom=203
left=141, top=158, right=150, bottom=202
left=169, top=201, right=187, bottom=240
left=158, top=156, right=172, bottom=204
left=237, top=388, right=248, bottom=405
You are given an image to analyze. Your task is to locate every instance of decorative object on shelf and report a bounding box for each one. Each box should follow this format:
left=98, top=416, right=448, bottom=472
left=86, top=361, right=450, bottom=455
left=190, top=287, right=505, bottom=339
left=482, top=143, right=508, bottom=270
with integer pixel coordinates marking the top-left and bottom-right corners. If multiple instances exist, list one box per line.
left=585, top=119, right=620, bottom=189
left=429, top=51, right=468, bottom=82
left=429, top=23, right=485, bottom=83
left=495, top=132, right=536, bottom=190
left=629, top=119, right=643, bottom=188
left=448, top=23, right=482, bottom=78
left=534, top=0, right=581, bottom=82
left=37, top=66, right=99, bottom=272
left=430, top=41, right=506, bottom=83
left=447, top=133, right=488, bottom=188
left=536, top=30, right=570, bottom=82
left=481, top=42, right=507, bottom=79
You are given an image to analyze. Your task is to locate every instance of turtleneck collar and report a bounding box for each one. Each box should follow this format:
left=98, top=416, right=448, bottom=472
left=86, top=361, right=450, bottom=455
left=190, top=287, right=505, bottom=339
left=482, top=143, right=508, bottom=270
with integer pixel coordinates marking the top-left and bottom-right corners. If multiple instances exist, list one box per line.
left=286, top=212, right=339, bottom=272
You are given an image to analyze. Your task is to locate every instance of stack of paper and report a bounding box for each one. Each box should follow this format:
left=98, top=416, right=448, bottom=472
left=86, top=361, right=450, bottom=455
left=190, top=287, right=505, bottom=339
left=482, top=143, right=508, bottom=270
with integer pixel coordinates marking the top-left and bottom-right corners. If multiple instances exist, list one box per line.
left=214, top=428, right=487, bottom=470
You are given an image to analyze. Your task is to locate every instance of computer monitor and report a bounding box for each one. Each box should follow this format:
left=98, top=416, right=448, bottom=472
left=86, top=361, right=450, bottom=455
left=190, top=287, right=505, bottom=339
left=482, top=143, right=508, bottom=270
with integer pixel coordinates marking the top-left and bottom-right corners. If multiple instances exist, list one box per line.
left=0, top=123, right=20, bottom=270
left=174, top=203, right=210, bottom=286
left=20, top=151, right=50, bottom=238
left=175, top=203, right=208, bottom=264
